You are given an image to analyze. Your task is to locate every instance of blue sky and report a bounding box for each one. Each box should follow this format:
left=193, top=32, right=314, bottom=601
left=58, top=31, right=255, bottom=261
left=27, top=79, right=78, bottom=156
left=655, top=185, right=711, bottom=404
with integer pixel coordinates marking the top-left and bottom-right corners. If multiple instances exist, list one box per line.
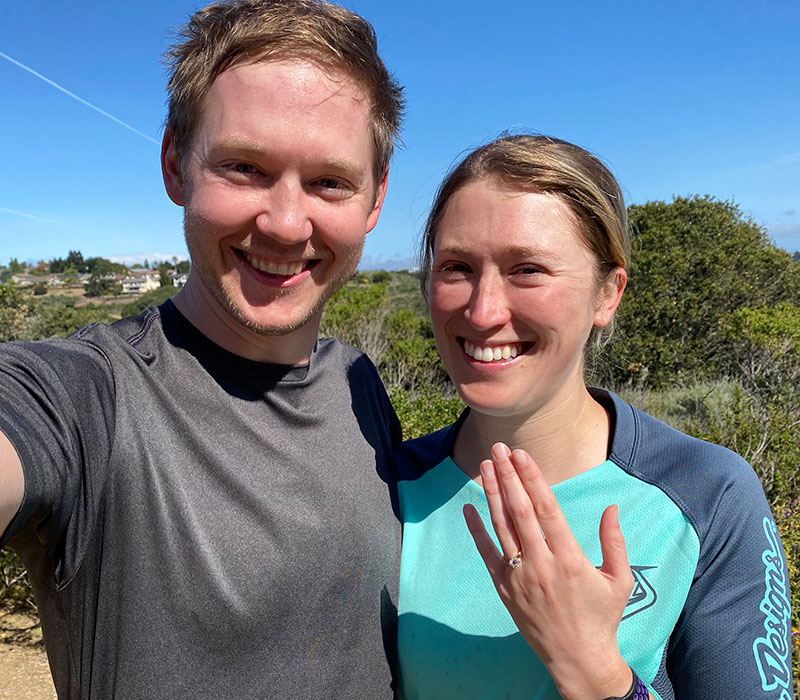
left=1, top=1, right=798, bottom=270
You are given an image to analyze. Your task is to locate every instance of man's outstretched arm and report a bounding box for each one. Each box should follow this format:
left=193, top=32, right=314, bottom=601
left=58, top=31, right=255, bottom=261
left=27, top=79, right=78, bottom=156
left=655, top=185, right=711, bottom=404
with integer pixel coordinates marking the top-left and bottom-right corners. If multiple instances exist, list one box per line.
left=0, top=430, right=24, bottom=536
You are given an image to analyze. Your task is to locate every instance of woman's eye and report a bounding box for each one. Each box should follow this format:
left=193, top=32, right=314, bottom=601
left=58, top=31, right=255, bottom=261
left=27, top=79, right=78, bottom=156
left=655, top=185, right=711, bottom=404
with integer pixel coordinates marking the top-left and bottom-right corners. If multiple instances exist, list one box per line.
left=440, top=263, right=470, bottom=274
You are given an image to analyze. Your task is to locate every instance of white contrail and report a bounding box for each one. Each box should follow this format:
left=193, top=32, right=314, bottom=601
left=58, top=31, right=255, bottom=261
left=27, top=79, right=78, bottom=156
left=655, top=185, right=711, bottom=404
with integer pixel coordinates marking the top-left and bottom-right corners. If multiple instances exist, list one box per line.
left=0, top=207, right=59, bottom=223
left=0, top=50, right=159, bottom=145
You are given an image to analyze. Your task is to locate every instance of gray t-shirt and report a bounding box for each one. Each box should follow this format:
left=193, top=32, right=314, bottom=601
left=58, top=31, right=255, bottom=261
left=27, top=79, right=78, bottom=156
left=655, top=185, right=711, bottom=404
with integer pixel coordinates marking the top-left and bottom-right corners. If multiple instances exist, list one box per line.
left=0, top=301, right=401, bottom=699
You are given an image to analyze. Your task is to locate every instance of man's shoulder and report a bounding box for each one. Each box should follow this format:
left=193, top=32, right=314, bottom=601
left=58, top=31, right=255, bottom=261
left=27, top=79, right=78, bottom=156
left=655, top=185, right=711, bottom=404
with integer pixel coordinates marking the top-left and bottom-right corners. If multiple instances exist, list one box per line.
left=314, top=336, right=384, bottom=384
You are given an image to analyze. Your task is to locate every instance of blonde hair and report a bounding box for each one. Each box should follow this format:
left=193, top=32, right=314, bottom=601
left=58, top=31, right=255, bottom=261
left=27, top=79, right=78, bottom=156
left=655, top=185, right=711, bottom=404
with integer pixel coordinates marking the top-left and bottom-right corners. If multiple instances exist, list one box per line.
left=164, top=0, right=404, bottom=179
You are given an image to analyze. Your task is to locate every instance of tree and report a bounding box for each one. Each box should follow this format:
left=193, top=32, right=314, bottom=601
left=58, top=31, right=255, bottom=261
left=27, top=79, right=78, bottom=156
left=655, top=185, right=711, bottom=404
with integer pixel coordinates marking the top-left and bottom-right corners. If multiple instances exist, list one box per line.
left=85, top=273, right=121, bottom=297
left=65, top=250, right=86, bottom=273
left=604, top=196, right=800, bottom=388
left=8, top=258, right=24, bottom=274
left=49, top=257, right=67, bottom=273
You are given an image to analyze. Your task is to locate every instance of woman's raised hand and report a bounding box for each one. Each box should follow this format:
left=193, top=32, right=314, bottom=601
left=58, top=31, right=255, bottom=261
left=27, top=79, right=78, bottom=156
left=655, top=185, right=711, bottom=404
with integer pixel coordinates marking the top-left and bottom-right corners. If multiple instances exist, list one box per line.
left=463, top=443, right=642, bottom=700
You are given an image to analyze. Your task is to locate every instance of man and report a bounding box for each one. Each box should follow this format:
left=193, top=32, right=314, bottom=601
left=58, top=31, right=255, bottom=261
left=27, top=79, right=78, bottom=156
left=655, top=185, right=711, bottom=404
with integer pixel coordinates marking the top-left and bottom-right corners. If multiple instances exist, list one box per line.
left=0, top=1, right=404, bottom=697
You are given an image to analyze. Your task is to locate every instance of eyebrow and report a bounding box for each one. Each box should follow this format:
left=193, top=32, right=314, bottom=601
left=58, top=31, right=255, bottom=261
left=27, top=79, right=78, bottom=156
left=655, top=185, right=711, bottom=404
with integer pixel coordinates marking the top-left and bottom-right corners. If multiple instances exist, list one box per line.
left=435, top=244, right=560, bottom=261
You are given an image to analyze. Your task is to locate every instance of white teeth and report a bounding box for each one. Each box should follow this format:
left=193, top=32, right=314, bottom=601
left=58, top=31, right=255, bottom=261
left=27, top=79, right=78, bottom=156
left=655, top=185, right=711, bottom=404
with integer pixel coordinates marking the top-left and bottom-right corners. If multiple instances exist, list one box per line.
left=463, top=339, right=524, bottom=363
left=245, top=253, right=305, bottom=276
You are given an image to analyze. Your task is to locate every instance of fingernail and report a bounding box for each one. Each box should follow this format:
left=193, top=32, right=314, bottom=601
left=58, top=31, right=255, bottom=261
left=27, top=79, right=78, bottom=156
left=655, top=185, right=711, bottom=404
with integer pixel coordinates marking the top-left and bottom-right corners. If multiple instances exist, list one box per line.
left=492, top=442, right=511, bottom=458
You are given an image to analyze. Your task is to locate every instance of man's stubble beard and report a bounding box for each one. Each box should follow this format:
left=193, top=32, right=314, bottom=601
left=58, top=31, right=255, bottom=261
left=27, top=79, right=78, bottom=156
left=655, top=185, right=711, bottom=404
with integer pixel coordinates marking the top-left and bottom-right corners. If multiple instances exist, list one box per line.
left=186, top=230, right=364, bottom=338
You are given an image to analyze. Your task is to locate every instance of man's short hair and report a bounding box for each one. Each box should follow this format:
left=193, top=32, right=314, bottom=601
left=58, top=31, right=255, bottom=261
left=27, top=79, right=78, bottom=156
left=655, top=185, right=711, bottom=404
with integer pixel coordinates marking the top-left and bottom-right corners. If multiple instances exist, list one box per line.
left=164, top=0, right=404, bottom=179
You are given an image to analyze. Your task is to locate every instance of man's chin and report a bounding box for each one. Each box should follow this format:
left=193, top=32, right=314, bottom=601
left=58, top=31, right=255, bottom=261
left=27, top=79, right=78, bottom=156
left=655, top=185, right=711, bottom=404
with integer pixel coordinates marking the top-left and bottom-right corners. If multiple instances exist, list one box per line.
left=228, top=305, right=319, bottom=337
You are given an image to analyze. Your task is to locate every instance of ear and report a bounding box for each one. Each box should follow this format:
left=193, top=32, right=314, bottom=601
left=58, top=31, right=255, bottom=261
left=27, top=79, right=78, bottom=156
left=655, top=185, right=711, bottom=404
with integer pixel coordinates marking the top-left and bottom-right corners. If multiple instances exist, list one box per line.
left=365, top=167, right=389, bottom=234
left=161, top=129, right=186, bottom=206
left=593, top=266, right=627, bottom=328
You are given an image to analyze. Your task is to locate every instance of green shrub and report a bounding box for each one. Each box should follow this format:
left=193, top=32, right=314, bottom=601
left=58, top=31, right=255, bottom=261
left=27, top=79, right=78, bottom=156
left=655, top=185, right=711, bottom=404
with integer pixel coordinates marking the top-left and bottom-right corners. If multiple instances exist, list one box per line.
left=0, top=281, right=27, bottom=342
left=120, top=285, right=179, bottom=317
left=603, top=196, right=800, bottom=388
left=389, top=385, right=463, bottom=440
left=371, top=270, right=392, bottom=284
left=0, top=549, right=36, bottom=613
left=21, top=296, right=115, bottom=340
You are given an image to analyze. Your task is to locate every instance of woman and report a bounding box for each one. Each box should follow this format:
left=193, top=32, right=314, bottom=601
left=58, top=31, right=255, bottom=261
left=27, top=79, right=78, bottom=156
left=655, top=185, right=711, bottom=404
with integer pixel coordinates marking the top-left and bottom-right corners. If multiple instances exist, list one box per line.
left=396, top=135, right=792, bottom=699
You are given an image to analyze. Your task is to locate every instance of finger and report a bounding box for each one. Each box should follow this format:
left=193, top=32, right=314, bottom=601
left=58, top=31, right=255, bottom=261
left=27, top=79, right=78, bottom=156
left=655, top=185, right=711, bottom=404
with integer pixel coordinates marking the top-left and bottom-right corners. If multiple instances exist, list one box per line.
left=463, top=503, right=508, bottom=582
left=509, top=448, right=574, bottom=554
left=488, top=443, right=550, bottom=559
left=479, top=455, right=522, bottom=560
left=599, top=505, right=634, bottom=590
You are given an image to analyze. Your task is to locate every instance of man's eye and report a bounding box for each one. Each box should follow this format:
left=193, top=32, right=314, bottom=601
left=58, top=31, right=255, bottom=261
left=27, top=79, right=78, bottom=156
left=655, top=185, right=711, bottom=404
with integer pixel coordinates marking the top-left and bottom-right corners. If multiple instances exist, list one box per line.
left=232, top=163, right=257, bottom=174
left=317, top=178, right=344, bottom=190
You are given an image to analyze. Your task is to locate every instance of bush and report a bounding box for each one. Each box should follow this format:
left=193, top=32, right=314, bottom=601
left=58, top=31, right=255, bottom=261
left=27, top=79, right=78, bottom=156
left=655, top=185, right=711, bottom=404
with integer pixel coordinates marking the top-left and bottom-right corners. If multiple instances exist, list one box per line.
left=389, top=385, right=463, bottom=440
left=0, top=549, right=36, bottom=613
left=0, top=281, right=27, bottom=342
left=320, top=282, right=391, bottom=364
left=604, top=196, right=800, bottom=388
left=21, top=296, right=115, bottom=341
left=120, top=285, right=179, bottom=317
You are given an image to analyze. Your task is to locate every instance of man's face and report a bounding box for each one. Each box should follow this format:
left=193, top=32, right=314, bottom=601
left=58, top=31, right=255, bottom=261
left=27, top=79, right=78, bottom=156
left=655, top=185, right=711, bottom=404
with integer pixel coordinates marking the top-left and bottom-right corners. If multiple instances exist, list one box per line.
left=162, top=58, right=386, bottom=361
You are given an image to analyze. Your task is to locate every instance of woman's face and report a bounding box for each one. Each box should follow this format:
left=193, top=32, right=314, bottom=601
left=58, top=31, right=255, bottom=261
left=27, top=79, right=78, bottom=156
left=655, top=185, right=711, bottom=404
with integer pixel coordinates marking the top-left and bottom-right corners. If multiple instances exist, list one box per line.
left=429, top=178, right=624, bottom=419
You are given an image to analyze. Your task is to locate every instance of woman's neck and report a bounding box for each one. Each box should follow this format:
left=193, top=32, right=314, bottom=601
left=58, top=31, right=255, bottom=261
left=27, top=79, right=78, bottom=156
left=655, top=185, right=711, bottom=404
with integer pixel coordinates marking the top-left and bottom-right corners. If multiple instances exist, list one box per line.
left=452, top=385, right=611, bottom=487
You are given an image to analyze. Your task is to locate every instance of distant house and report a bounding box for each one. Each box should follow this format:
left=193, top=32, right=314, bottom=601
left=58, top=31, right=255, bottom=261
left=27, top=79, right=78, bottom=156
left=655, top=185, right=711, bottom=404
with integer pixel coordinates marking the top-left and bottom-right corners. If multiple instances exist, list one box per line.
left=10, top=274, right=37, bottom=287
left=170, top=271, right=189, bottom=289
left=121, top=270, right=160, bottom=295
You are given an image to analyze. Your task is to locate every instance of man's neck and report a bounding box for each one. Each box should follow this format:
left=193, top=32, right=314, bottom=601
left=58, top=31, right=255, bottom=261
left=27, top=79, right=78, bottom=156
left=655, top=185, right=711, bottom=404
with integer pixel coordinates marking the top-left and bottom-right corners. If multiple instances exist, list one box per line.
left=172, top=283, right=318, bottom=365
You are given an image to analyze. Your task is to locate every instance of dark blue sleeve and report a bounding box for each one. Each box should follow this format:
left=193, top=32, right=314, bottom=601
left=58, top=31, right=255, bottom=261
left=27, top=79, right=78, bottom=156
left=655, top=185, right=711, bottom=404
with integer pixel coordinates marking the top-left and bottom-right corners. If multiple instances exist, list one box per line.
left=603, top=392, right=794, bottom=700
left=666, top=458, right=793, bottom=699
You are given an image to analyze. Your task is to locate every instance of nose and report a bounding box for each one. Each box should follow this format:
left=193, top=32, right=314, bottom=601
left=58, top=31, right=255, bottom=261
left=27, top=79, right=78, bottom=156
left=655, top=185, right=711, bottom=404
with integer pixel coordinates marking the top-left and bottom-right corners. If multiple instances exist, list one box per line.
left=254, top=180, right=312, bottom=245
left=464, top=272, right=511, bottom=330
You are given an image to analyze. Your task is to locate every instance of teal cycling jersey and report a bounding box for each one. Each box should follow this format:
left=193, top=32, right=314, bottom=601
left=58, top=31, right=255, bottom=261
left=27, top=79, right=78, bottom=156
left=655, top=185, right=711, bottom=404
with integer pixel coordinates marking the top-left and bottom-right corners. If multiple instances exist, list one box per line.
left=396, top=389, right=792, bottom=700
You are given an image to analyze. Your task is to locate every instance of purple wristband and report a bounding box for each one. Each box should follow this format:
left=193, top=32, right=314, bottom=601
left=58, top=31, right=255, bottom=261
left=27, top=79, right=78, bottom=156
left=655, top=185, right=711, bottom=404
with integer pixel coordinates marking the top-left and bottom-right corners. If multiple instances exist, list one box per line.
left=603, top=668, right=648, bottom=700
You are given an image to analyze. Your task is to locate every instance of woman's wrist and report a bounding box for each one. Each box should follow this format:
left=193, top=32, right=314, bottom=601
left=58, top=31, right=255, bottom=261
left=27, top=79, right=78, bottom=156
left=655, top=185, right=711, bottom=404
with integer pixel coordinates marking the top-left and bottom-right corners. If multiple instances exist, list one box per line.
left=552, top=655, right=635, bottom=700
left=600, top=667, right=648, bottom=700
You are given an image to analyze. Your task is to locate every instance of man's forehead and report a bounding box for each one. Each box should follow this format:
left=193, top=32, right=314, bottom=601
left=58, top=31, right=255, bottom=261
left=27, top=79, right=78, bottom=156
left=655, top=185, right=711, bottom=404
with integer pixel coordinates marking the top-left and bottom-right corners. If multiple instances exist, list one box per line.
left=214, top=53, right=369, bottom=102
left=190, top=58, right=377, bottom=181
